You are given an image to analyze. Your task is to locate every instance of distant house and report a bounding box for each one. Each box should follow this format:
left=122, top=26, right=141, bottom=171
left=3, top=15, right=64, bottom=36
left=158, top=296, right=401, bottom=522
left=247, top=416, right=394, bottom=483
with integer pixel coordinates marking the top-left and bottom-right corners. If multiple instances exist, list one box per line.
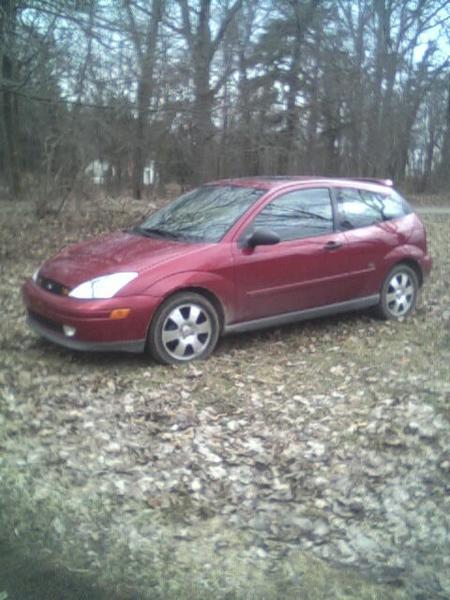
left=85, top=160, right=112, bottom=185
left=85, top=159, right=156, bottom=186
left=143, top=161, right=156, bottom=185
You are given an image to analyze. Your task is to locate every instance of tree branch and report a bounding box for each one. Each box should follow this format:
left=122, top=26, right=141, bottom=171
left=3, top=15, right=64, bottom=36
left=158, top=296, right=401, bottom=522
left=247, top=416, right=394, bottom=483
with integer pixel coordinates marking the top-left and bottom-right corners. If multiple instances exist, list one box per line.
left=210, top=0, right=244, bottom=60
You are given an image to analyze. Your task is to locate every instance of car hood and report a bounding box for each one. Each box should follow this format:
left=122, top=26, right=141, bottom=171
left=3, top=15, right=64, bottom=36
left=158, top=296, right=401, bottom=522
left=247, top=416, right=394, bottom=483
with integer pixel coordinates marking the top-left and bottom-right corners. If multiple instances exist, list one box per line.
left=39, top=231, right=210, bottom=289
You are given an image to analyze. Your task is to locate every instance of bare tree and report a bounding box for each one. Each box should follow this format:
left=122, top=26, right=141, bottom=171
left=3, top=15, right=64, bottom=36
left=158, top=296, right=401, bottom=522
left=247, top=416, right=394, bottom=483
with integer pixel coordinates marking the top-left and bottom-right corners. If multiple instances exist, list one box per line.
left=366, top=0, right=449, bottom=178
left=171, top=0, right=244, bottom=183
left=124, top=0, right=164, bottom=199
left=1, top=0, right=21, bottom=197
left=1, top=0, right=449, bottom=197
left=437, top=79, right=450, bottom=186
left=280, top=0, right=321, bottom=173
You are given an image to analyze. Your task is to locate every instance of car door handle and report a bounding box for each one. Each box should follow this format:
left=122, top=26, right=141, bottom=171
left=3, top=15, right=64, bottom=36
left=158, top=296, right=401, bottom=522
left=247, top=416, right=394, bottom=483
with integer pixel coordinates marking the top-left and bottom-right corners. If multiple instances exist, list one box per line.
left=324, top=240, right=343, bottom=250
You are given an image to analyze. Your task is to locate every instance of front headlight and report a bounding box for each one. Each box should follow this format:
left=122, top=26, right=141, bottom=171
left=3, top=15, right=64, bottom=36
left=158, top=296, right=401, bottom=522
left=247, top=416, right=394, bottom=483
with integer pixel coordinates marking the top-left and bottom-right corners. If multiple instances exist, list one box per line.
left=69, top=272, right=138, bottom=299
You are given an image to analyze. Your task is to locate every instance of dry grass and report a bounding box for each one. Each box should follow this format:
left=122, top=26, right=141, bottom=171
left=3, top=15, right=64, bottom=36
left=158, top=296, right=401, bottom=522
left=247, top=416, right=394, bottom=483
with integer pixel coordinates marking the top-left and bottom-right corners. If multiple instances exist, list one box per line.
left=0, top=195, right=449, bottom=599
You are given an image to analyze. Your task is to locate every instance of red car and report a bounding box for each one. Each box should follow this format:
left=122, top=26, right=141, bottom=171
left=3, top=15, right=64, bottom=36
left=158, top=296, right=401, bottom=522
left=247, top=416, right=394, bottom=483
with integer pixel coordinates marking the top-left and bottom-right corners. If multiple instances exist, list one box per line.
left=23, top=177, right=432, bottom=364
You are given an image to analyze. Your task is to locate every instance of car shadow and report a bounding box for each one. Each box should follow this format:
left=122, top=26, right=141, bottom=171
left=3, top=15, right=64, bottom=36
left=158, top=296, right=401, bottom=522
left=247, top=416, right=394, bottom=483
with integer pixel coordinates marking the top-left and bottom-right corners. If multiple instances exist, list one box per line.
left=30, top=309, right=379, bottom=369
left=215, top=309, right=378, bottom=356
left=30, top=337, right=150, bottom=369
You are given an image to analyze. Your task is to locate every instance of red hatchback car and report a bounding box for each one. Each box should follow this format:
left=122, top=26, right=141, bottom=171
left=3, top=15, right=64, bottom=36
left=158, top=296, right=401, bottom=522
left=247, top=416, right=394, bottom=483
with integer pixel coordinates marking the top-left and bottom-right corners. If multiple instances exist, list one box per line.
left=23, top=177, right=432, bottom=364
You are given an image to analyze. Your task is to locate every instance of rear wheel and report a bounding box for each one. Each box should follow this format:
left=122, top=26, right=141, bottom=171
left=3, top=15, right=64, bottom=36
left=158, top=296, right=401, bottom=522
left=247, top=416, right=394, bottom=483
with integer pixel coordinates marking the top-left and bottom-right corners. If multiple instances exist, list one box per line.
left=376, top=264, right=418, bottom=320
left=148, top=292, right=220, bottom=364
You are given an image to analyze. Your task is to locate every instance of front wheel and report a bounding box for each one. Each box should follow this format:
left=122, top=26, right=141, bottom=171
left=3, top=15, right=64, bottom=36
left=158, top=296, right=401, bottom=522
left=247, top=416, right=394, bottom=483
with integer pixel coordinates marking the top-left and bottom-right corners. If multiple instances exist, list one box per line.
left=376, top=264, right=419, bottom=320
left=147, top=292, right=220, bottom=364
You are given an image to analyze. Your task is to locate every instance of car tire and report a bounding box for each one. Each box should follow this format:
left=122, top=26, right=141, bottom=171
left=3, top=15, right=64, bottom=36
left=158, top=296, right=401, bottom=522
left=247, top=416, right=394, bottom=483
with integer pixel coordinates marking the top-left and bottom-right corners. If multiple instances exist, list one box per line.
left=375, top=264, right=419, bottom=320
left=147, top=292, right=220, bottom=364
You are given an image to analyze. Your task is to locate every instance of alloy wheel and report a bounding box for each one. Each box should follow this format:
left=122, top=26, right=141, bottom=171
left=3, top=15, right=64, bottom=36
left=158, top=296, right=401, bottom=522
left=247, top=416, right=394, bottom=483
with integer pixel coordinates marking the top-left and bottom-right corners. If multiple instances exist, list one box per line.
left=161, top=302, right=213, bottom=361
left=385, top=271, right=415, bottom=317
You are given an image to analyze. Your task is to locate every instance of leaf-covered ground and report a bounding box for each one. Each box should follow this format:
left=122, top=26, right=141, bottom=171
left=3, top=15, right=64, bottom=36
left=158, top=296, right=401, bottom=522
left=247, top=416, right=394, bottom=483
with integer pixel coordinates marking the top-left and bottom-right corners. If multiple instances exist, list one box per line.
left=0, top=196, right=449, bottom=599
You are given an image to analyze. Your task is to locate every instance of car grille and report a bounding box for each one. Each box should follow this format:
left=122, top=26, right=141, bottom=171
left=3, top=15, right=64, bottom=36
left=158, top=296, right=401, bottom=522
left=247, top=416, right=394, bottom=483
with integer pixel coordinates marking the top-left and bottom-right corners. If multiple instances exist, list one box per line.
left=37, top=276, right=70, bottom=296
left=28, top=310, right=63, bottom=333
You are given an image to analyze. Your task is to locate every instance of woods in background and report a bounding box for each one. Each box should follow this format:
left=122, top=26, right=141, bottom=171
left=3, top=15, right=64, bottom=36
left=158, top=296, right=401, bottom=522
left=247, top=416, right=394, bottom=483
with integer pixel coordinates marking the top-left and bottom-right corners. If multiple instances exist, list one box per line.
left=1, top=0, right=449, bottom=201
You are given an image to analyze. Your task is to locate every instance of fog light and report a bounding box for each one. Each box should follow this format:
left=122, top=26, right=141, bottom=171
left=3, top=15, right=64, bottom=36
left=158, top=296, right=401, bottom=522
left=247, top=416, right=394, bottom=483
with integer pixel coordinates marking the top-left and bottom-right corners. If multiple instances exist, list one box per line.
left=109, top=308, right=131, bottom=320
left=63, top=325, right=76, bottom=337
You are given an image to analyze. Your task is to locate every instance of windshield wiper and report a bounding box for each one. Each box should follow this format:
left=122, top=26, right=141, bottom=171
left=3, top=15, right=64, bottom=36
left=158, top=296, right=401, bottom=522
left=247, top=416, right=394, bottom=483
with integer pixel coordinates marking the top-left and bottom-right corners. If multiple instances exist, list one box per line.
left=134, top=226, right=182, bottom=240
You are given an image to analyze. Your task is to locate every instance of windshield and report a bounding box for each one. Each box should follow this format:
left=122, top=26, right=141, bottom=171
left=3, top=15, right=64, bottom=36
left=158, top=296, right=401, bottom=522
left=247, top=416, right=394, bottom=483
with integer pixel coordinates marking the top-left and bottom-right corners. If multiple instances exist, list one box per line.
left=136, top=185, right=265, bottom=243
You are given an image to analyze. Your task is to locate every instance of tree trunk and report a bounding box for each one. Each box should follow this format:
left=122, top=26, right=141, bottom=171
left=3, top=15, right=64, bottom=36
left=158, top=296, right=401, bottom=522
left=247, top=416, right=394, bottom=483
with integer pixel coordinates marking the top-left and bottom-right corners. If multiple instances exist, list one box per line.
left=282, top=0, right=320, bottom=174
left=305, top=26, right=321, bottom=173
left=235, top=0, right=257, bottom=175
left=366, top=0, right=389, bottom=176
left=133, top=78, right=150, bottom=200
left=438, top=81, right=450, bottom=186
left=192, top=60, right=214, bottom=184
left=128, top=0, right=163, bottom=200
left=1, top=0, right=21, bottom=198
left=177, top=0, right=243, bottom=183
left=419, top=126, right=435, bottom=192
left=190, top=0, right=214, bottom=184
left=237, top=48, right=252, bottom=174
left=347, top=0, right=368, bottom=175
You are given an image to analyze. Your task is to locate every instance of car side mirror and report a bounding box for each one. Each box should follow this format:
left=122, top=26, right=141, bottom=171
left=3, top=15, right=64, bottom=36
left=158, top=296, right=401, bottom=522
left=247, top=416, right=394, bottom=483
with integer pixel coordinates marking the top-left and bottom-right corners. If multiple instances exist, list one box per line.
left=245, top=228, right=280, bottom=248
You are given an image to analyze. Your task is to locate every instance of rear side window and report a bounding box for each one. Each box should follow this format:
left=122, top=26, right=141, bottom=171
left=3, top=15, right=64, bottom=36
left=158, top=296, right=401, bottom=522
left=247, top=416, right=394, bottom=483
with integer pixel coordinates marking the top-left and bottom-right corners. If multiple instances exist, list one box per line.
left=336, top=188, right=411, bottom=230
left=377, top=190, right=412, bottom=218
left=252, top=188, right=333, bottom=241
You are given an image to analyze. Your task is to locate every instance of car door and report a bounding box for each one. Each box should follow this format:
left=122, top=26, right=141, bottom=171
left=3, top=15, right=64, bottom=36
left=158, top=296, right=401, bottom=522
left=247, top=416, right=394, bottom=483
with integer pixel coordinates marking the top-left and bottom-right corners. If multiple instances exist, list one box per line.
left=334, top=187, right=410, bottom=298
left=231, top=187, right=350, bottom=323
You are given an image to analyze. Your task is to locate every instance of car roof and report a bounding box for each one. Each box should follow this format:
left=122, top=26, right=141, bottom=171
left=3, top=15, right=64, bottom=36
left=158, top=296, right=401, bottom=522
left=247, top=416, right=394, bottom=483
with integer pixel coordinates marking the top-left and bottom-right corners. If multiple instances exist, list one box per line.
left=208, top=176, right=394, bottom=192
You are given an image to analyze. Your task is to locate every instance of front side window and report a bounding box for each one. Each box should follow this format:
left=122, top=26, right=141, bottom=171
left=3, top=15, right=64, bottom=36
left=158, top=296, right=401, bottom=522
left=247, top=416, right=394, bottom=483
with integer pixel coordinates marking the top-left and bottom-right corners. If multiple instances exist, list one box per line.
left=251, top=188, right=334, bottom=242
left=136, top=185, right=265, bottom=243
left=336, top=188, right=410, bottom=230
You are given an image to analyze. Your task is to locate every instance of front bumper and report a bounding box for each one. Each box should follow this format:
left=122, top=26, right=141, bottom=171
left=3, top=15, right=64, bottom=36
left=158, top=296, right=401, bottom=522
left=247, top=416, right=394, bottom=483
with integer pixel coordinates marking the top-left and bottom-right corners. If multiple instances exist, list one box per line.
left=27, top=314, right=145, bottom=352
left=22, top=279, right=159, bottom=353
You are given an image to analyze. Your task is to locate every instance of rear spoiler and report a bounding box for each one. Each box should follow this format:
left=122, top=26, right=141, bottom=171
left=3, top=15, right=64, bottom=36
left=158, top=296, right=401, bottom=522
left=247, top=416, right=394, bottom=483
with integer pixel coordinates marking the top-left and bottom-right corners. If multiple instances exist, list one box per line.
left=348, top=178, right=394, bottom=187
